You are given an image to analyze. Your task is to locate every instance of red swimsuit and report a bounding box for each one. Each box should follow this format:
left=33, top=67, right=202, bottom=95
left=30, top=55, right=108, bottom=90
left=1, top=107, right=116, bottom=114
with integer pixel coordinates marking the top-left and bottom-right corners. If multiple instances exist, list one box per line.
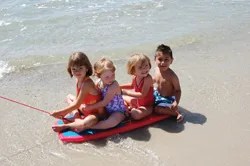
left=132, top=76, right=154, bottom=108
left=76, top=78, right=101, bottom=116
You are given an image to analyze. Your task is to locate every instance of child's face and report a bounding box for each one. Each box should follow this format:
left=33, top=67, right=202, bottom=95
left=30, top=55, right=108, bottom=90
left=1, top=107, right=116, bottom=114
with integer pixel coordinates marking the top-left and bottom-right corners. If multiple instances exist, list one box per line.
left=71, top=65, right=88, bottom=79
left=100, top=70, right=115, bottom=85
left=134, top=61, right=150, bottom=78
left=155, top=51, right=173, bottom=71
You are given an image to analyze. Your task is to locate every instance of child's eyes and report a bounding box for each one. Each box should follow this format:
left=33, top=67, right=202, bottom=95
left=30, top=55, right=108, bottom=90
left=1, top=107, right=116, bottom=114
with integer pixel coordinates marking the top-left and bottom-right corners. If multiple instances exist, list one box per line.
left=158, top=58, right=169, bottom=62
left=106, top=75, right=114, bottom=79
left=71, top=66, right=85, bottom=71
left=138, top=64, right=149, bottom=70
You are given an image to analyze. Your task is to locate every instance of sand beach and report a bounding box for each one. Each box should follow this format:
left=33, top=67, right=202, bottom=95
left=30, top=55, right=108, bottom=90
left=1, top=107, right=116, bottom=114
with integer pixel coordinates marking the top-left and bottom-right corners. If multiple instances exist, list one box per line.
left=0, top=1, right=250, bottom=165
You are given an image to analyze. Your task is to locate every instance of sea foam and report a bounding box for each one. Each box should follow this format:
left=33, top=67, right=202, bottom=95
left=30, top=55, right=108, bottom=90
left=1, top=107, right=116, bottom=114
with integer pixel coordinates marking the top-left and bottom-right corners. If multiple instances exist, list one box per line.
left=0, top=61, right=14, bottom=79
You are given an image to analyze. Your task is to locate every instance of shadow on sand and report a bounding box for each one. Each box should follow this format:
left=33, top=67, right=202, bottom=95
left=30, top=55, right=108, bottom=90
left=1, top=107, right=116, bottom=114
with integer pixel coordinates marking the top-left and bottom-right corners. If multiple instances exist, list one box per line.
left=90, top=106, right=207, bottom=146
left=152, top=106, right=207, bottom=133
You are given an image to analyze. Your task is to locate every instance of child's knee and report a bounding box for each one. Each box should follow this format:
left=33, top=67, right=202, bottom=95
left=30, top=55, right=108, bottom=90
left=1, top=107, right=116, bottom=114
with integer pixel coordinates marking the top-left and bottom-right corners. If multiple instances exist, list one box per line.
left=131, top=110, right=144, bottom=120
left=154, top=107, right=162, bottom=114
left=131, top=114, right=141, bottom=120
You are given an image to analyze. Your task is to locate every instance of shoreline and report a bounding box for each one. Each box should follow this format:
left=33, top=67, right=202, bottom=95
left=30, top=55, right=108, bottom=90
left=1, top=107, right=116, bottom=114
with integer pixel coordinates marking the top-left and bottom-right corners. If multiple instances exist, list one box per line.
left=0, top=27, right=250, bottom=166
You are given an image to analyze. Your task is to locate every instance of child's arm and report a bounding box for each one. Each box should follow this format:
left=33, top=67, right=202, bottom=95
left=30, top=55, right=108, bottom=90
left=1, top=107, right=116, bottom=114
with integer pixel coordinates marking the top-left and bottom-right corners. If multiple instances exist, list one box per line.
left=122, top=75, right=153, bottom=98
left=152, top=76, right=156, bottom=83
left=51, top=81, right=91, bottom=118
left=84, top=81, right=120, bottom=111
left=172, top=74, right=181, bottom=105
left=120, top=82, right=133, bottom=89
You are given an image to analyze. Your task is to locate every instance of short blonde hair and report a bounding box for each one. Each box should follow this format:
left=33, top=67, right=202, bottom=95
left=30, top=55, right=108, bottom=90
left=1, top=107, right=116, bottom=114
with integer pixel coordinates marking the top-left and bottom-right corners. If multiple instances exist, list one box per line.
left=127, top=53, right=151, bottom=75
left=94, top=57, right=116, bottom=78
left=67, top=52, right=93, bottom=77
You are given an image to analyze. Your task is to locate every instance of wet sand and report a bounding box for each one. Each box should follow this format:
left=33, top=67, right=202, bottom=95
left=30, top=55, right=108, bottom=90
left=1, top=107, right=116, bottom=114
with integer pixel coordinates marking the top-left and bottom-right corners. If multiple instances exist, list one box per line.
left=0, top=28, right=250, bottom=166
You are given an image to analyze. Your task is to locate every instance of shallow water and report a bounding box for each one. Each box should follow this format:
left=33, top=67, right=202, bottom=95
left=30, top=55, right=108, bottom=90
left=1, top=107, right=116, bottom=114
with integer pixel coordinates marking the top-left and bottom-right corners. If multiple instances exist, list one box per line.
left=1, top=0, right=250, bottom=166
left=1, top=0, right=250, bottom=76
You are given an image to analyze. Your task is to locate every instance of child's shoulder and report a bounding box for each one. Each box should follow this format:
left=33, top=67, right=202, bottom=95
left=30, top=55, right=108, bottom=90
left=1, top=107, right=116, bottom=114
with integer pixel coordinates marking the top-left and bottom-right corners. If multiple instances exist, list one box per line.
left=168, top=68, right=178, bottom=76
left=81, top=78, right=95, bottom=89
left=144, top=74, right=153, bottom=81
left=84, top=77, right=95, bottom=85
left=155, top=68, right=178, bottom=79
left=110, top=80, right=119, bottom=87
left=106, top=80, right=120, bottom=93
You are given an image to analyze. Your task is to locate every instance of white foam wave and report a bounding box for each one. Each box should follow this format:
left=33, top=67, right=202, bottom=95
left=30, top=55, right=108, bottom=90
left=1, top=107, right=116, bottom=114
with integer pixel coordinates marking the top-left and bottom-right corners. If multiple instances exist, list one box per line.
left=0, top=61, right=14, bottom=79
left=0, top=20, right=11, bottom=26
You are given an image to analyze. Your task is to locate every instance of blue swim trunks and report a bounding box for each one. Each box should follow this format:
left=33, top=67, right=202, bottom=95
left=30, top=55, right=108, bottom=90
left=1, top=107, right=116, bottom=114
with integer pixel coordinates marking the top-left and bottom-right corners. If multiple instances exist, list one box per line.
left=154, top=89, right=175, bottom=108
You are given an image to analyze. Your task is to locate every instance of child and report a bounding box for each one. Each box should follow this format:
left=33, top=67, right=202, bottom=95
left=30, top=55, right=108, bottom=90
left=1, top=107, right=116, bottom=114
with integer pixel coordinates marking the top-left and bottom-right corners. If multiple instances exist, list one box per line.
left=120, top=53, right=154, bottom=120
left=83, top=58, right=126, bottom=129
left=153, top=44, right=183, bottom=122
left=51, top=52, right=105, bottom=132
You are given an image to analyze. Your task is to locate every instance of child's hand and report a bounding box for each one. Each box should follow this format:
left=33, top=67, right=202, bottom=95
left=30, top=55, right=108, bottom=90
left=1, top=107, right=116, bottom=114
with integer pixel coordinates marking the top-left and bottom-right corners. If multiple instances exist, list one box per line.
left=83, top=104, right=90, bottom=111
left=50, top=111, right=66, bottom=119
left=121, top=89, right=127, bottom=95
left=79, top=104, right=86, bottom=112
left=170, top=101, right=178, bottom=111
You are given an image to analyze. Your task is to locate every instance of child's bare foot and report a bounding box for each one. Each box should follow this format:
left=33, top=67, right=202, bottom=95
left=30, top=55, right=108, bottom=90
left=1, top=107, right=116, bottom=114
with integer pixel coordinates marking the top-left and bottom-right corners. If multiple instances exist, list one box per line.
left=62, top=117, right=75, bottom=124
left=52, top=125, right=69, bottom=132
left=177, top=114, right=184, bottom=123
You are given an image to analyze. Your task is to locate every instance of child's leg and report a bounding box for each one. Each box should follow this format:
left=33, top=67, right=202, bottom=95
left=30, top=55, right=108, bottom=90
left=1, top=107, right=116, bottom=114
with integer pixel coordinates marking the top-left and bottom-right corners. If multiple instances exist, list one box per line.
left=65, top=94, right=82, bottom=119
left=52, top=114, right=98, bottom=132
left=122, top=95, right=138, bottom=108
left=154, top=106, right=177, bottom=116
left=90, top=112, right=125, bottom=130
left=155, top=106, right=184, bottom=122
left=172, top=106, right=184, bottom=123
left=130, top=106, right=153, bottom=120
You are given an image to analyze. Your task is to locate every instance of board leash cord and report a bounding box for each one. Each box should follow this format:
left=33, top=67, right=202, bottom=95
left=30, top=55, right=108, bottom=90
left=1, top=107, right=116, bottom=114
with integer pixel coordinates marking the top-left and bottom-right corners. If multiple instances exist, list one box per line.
left=0, top=95, right=51, bottom=115
left=0, top=95, right=76, bottom=122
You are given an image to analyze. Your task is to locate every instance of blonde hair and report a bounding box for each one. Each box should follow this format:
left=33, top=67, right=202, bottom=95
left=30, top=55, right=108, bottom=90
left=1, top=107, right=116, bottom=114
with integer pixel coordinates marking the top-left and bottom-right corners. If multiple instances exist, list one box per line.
left=67, top=52, right=93, bottom=77
left=94, top=57, right=116, bottom=78
left=127, top=53, right=151, bottom=75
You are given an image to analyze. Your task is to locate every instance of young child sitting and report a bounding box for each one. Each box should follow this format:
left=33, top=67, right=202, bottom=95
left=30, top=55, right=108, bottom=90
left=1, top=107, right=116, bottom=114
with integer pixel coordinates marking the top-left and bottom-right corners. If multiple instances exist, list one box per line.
left=51, top=52, right=105, bottom=132
left=120, top=53, right=154, bottom=120
left=153, top=44, right=184, bottom=122
left=83, top=58, right=126, bottom=129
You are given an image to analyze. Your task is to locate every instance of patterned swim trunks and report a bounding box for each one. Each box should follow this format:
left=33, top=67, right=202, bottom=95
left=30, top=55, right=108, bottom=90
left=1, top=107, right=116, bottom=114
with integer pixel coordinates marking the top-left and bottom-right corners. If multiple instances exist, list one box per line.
left=153, top=89, right=175, bottom=108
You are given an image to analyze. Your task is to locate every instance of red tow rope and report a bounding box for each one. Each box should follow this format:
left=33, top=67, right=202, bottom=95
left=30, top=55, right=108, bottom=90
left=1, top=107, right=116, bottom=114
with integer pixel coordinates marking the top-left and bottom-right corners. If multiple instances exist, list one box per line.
left=0, top=95, right=51, bottom=115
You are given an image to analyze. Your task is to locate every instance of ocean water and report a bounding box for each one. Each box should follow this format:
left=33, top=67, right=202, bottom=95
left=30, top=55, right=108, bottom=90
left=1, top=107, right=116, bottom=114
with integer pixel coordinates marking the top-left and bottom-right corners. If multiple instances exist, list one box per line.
left=1, top=0, right=249, bottom=78
left=0, top=0, right=250, bottom=166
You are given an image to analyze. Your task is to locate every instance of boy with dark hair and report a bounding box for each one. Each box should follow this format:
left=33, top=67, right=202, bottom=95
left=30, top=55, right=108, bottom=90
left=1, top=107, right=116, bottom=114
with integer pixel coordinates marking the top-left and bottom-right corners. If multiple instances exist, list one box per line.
left=153, top=44, right=183, bottom=122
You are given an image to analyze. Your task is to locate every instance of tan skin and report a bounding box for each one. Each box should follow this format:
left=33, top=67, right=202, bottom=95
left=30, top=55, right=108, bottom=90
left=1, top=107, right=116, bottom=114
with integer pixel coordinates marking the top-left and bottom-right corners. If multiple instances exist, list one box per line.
left=121, top=61, right=153, bottom=120
left=83, top=70, right=125, bottom=129
left=154, top=51, right=183, bottom=122
left=51, top=65, right=104, bottom=132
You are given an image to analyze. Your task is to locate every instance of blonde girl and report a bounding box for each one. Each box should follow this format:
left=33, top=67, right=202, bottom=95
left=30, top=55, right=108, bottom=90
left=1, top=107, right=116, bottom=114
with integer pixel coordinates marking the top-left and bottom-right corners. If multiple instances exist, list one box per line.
left=83, top=57, right=126, bottom=129
left=120, top=53, right=154, bottom=120
left=51, top=52, right=105, bottom=132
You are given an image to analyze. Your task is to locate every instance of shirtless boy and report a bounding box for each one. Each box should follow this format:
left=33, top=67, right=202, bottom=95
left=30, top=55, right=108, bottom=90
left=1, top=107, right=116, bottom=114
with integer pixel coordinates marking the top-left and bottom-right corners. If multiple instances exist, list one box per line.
left=153, top=44, right=183, bottom=122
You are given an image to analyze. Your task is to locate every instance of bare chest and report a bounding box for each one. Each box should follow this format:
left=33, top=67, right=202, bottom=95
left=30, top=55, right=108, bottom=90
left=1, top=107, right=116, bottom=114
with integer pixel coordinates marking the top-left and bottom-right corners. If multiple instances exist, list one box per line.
left=155, top=77, right=174, bottom=96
